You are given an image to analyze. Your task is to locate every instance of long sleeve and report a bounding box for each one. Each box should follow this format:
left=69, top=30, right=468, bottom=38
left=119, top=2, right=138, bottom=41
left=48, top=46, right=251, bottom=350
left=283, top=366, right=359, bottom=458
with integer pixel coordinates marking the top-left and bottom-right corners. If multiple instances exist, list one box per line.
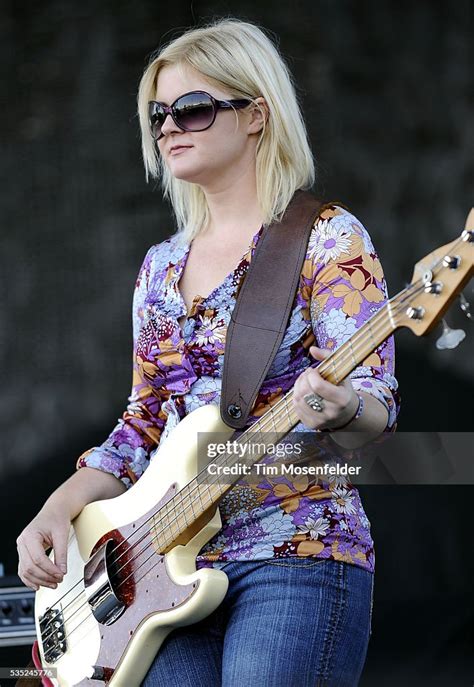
left=76, top=245, right=167, bottom=488
left=309, top=206, right=401, bottom=431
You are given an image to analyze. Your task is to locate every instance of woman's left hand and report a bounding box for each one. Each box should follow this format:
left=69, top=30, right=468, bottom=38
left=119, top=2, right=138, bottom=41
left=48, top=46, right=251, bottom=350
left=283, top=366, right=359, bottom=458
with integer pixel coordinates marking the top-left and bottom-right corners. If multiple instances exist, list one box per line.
left=293, top=345, right=359, bottom=431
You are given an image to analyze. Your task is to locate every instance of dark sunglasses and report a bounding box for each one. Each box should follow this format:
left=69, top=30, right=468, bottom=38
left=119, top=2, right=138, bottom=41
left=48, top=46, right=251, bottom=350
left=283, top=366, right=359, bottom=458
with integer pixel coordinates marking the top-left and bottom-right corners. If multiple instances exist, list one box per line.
left=148, top=90, right=253, bottom=141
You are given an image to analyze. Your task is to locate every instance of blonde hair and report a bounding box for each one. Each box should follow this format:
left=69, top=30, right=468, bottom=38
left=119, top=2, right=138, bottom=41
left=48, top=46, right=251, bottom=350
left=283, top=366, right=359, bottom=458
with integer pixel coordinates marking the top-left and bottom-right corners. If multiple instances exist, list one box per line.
left=137, top=17, right=316, bottom=244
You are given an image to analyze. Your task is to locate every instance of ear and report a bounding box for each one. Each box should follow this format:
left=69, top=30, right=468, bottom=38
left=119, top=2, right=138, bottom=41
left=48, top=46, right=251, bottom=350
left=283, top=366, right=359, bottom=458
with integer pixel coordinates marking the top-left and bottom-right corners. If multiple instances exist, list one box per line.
left=247, top=97, right=269, bottom=135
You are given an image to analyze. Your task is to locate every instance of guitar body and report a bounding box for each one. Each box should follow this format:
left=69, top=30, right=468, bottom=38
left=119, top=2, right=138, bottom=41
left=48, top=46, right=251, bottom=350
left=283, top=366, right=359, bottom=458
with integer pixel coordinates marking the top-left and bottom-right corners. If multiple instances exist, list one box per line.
left=34, top=404, right=235, bottom=686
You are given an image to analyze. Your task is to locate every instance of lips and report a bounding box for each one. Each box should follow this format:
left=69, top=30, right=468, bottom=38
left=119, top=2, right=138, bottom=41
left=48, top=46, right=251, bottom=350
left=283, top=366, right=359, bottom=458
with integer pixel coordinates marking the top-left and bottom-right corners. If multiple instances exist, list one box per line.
left=169, top=145, right=193, bottom=154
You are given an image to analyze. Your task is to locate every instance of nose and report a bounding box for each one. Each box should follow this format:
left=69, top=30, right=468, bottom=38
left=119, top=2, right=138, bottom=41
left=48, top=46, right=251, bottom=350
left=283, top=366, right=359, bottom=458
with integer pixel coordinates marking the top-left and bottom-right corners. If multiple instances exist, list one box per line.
left=159, top=110, right=182, bottom=138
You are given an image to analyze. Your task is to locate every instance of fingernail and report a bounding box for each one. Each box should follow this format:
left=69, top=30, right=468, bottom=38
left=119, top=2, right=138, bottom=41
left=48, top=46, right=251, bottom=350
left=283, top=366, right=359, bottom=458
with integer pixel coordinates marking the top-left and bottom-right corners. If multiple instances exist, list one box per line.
left=60, top=564, right=67, bottom=573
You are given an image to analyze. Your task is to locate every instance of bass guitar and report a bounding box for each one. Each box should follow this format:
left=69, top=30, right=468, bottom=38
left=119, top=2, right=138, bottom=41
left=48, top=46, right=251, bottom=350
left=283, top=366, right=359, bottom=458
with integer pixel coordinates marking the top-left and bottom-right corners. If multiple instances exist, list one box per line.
left=33, top=215, right=473, bottom=686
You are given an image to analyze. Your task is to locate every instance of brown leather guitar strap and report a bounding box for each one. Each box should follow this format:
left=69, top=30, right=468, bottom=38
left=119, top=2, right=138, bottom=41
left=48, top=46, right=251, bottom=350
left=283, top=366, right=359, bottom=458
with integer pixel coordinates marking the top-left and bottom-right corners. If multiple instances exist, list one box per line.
left=220, top=189, right=326, bottom=429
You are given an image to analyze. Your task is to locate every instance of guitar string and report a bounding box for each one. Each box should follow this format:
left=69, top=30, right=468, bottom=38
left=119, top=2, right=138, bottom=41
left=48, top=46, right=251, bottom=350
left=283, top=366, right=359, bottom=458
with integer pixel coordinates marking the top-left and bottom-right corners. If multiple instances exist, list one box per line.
left=40, top=234, right=469, bottom=651
left=38, top=271, right=434, bottom=650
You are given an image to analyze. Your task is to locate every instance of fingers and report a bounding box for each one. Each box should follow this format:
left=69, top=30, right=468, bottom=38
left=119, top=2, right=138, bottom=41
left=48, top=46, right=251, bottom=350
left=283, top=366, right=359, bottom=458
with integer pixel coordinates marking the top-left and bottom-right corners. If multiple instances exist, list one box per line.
left=300, top=362, right=346, bottom=406
left=306, top=346, right=344, bottom=400
left=305, top=369, right=344, bottom=404
left=18, top=566, right=61, bottom=590
left=17, top=543, right=62, bottom=590
left=309, top=345, right=329, bottom=359
left=52, top=528, right=68, bottom=576
left=293, top=347, right=357, bottom=429
left=293, top=372, right=328, bottom=429
left=17, top=529, right=66, bottom=590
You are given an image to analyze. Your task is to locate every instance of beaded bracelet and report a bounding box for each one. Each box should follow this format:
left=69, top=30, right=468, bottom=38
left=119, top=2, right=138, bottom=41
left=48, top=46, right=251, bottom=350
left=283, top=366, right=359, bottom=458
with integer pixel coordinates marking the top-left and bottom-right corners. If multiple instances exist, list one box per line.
left=327, top=394, right=364, bottom=432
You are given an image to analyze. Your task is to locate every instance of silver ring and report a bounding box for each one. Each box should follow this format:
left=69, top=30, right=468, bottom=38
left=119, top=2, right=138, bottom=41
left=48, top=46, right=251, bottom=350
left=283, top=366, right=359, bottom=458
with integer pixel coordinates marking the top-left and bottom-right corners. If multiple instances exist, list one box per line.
left=303, top=392, right=325, bottom=412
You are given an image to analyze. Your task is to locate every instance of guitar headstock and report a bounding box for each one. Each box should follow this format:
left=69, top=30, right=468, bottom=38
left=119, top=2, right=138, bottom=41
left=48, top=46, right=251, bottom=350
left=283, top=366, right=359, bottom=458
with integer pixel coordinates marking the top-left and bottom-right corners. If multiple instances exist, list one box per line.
left=391, top=209, right=473, bottom=336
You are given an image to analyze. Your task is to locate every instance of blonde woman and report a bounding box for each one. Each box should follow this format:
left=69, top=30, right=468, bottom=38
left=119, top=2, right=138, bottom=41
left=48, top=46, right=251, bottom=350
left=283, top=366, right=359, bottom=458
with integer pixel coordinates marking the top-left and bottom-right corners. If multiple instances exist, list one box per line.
left=17, top=17, right=399, bottom=686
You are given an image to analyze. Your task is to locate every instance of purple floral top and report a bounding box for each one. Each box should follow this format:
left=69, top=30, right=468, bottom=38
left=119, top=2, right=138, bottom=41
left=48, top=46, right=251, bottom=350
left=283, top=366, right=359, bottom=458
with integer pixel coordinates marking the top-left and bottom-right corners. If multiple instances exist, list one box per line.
left=77, top=203, right=400, bottom=574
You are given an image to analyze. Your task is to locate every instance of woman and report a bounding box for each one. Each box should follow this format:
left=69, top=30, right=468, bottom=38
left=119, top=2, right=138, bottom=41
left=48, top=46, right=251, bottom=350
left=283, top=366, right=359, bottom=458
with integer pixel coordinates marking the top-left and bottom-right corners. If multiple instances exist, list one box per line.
left=17, top=17, right=399, bottom=687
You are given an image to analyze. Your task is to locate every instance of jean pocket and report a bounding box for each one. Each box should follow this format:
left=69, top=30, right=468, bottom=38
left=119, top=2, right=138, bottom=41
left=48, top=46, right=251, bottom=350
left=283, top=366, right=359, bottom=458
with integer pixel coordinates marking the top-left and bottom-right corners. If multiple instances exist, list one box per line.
left=265, top=557, right=328, bottom=568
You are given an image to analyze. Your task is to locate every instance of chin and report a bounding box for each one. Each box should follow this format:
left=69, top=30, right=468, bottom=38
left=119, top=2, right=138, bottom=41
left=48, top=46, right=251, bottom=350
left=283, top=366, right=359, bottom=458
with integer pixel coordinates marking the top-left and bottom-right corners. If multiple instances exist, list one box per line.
left=170, top=164, right=216, bottom=186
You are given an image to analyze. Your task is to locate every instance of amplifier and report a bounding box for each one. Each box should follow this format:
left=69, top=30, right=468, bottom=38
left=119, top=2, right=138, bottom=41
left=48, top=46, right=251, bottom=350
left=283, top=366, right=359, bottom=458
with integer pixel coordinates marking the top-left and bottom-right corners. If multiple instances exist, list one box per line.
left=0, top=573, right=36, bottom=648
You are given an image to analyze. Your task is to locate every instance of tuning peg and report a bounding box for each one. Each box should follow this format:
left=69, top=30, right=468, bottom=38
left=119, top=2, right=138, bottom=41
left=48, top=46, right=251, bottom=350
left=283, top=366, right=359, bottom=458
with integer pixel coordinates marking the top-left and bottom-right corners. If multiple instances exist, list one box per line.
left=459, top=293, right=473, bottom=320
left=435, top=319, right=466, bottom=350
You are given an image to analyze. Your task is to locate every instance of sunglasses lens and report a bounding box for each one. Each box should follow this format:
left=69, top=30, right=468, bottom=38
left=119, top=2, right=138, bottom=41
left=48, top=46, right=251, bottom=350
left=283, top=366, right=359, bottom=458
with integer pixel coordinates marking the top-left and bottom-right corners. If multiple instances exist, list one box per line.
left=174, top=92, right=215, bottom=131
left=149, top=104, right=164, bottom=139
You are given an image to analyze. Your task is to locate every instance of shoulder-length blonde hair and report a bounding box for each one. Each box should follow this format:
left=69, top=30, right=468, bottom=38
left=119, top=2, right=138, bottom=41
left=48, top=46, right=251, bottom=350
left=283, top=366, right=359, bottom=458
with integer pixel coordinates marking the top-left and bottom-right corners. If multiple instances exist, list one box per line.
left=137, top=17, right=315, bottom=244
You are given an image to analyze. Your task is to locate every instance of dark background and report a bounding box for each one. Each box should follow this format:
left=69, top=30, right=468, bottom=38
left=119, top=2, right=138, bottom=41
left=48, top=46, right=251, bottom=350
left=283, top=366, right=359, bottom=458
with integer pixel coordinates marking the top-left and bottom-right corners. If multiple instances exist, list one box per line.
left=0, top=1, right=473, bottom=685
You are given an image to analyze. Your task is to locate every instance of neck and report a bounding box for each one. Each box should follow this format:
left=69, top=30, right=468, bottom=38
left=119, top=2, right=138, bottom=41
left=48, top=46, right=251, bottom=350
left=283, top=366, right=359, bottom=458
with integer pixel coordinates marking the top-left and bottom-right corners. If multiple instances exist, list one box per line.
left=200, top=167, right=263, bottom=241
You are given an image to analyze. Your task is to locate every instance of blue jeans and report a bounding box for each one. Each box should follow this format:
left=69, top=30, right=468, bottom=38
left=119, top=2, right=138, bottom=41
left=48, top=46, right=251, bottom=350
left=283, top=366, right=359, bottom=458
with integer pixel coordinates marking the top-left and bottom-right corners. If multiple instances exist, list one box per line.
left=142, top=558, right=374, bottom=687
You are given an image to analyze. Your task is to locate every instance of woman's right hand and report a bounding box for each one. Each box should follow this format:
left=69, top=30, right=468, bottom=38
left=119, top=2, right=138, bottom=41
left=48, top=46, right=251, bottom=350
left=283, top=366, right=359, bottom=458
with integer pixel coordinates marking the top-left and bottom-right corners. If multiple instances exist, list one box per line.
left=16, top=501, right=72, bottom=591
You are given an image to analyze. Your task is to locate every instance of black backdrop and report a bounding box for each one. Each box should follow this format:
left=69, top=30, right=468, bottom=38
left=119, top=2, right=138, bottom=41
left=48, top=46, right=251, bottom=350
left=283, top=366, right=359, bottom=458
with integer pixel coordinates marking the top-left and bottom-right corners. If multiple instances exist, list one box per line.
left=1, top=2, right=473, bottom=685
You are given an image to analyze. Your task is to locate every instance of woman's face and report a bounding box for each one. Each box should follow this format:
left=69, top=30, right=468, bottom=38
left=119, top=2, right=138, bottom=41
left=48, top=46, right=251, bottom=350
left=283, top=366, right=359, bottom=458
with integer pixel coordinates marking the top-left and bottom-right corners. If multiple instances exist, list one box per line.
left=153, top=64, right=264, bottom=190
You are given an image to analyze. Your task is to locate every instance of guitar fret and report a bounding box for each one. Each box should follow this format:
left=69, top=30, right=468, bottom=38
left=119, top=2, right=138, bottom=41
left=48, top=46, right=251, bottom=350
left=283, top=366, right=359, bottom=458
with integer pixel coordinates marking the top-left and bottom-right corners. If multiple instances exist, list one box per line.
left=169, top=502, right=182, bottom=537
left=368, top=321, right=376, bottom=349
left=197, top=486, right=206, bottom=512
left=349, top=339, right=356, bottom=366
left=180, top=509, right=189, bottom=529
left=386, top=301, right=396, bottom=329
left=285, top=399, right=292, bottom=428
left=158, top=505, right=171, bottom=549
left=206, top=483, right=214, bottom=507
left=332, top=358, right=339, bottom=384
left=161, top=502, right=172, bottom=538
left=187, top=485, right=197, bottom=519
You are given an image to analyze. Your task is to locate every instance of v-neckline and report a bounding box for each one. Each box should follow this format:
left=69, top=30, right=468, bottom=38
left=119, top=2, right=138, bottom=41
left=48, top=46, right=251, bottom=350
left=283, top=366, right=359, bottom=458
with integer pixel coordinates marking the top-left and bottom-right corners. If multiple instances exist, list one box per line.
left=174, top=223, right=265, bottom=330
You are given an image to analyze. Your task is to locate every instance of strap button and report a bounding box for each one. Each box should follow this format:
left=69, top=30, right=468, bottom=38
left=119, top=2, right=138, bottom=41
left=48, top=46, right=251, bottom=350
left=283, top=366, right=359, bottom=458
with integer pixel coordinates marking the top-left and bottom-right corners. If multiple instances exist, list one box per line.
left=227, top=403, right=242, bottom=419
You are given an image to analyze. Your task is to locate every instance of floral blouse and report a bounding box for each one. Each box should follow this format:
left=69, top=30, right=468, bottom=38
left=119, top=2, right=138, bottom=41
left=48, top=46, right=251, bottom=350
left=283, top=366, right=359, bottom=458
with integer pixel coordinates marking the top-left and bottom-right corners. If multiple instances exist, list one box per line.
left=77, top=203, right=400, bottom=574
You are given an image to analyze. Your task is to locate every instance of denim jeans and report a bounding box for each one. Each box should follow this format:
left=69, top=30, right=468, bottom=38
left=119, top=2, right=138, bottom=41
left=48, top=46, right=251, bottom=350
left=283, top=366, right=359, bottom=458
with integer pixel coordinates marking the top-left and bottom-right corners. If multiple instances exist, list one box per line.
left=141, top=558, right=374, bottom=687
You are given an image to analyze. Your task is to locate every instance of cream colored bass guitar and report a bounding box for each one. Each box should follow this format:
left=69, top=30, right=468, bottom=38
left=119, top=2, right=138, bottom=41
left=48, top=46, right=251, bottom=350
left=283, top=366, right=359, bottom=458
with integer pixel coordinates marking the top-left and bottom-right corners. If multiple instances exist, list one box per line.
left=34, top=218, right=473, bottom=685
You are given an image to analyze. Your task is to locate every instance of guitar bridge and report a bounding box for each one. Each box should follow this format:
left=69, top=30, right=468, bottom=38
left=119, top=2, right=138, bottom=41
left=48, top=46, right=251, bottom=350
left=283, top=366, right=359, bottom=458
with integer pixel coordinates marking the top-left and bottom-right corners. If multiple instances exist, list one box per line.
left=39, top=607, right=67, bottom=663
